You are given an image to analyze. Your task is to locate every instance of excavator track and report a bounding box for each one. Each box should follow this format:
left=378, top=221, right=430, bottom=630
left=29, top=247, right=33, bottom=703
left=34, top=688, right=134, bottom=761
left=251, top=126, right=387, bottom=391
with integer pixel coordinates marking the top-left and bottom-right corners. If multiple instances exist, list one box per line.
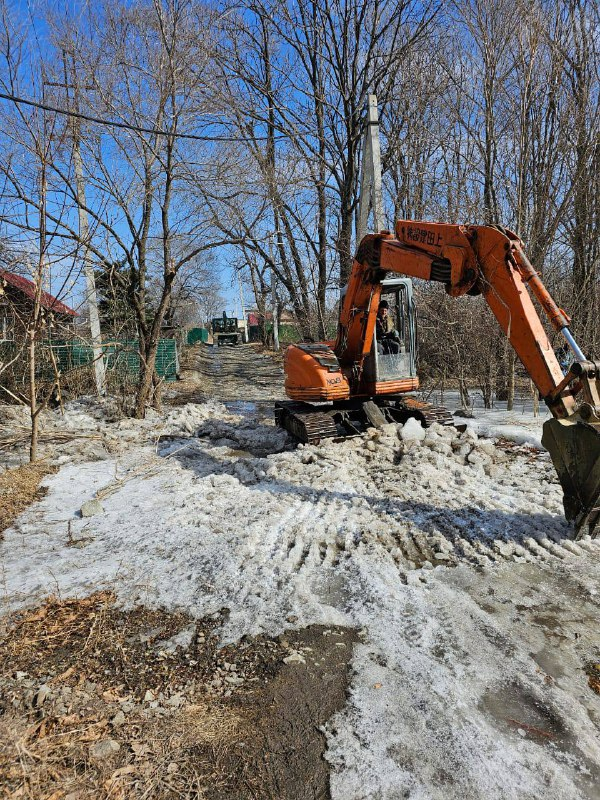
left=275, top=402, right=339, bottom=444
left=275, top=396, right=454, bottom=445
left=400, top=397, right=455, bottom=428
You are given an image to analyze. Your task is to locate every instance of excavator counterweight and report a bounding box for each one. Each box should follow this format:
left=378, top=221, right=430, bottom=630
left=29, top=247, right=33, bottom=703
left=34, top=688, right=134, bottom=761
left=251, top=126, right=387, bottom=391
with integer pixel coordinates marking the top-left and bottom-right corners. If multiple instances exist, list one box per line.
left=276, top=223, right=600, bottom=539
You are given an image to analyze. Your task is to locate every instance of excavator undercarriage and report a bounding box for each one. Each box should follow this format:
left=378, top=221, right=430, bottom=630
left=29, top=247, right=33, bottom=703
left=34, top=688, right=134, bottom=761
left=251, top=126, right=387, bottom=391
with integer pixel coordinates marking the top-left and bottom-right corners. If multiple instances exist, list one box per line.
left=274, top=396, right=454, bottom=445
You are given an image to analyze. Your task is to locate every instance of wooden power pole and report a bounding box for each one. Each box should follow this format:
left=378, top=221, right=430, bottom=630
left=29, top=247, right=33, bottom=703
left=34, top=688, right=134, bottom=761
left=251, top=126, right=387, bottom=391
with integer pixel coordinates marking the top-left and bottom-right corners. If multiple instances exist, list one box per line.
left=49, top=55, right=106, bottom=396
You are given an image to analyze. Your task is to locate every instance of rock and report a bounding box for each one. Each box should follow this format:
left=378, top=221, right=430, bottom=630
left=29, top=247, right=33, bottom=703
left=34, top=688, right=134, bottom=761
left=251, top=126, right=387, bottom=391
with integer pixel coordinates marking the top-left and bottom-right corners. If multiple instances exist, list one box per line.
left=80, top=499, right=104, bottom=517
left=15, top=671, right=28, bottom=681
left=283, top=651, right=306, bottom=665
left=224, top=675, right=244, bottom=686
left=34, top=684, right=51, bottom=707
left=144, top=689, right=156, bottom=702
left=90, top=739, right=120, bottom=760
left=165, top=694, right=183, bottom=708
left=453, top=407, right=474, bottom=418
left=167, top=762, right=179, bottom=774
left=156, top=625, right=196, bottom=654
left=111, top=710, right=126, bottom=727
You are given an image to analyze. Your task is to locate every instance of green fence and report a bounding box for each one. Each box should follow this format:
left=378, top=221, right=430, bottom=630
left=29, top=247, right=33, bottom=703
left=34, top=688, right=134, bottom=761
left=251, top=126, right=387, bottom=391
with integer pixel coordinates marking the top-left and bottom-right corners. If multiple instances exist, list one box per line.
left=248, top=323, right=301, bottom=345
left=53, top=339, right=178, bottom=382
left=187, top=327, right=209, bottom=345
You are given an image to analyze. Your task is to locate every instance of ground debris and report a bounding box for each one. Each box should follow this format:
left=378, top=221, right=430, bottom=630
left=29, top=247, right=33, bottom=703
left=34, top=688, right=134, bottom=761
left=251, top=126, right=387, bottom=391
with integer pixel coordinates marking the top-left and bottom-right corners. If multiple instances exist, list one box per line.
left=584, top=661, right=600, bottom=695
left=0, top=591, right=356, bottom=799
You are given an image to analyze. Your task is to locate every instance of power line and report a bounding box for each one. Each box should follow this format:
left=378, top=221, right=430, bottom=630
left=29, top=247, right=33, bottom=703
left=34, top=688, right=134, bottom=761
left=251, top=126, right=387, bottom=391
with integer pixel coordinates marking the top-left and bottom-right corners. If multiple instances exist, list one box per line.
left=0, top=90, right=277, bottom=143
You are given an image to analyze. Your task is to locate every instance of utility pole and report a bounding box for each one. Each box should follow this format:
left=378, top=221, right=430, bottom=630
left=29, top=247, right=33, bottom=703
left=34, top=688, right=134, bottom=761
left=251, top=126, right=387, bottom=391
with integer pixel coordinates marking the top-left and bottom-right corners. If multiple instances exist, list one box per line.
left=47, top=55, right=106, bottom=395
left=357, top=94, right=385, bottom=243
left=269, top=233, right=280, bottom=351
left=271, top=269, right=280, bottom=351
left=236, top=270, right=248, bottom=343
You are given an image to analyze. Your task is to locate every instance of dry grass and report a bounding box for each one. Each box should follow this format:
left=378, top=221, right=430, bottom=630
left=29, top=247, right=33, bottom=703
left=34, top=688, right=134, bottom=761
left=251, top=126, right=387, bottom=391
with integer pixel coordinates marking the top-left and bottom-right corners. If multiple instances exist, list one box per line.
left=0, top=592, right=245, bottom=799
left=0, top=696, right=242, bottom=800
left=0, top=592, right=355, bottom=799
left=248, top=342, right=285, bottom=365
left=0, top=592, right=115, bottom=668
left=0, top=461, right=57, bottom=537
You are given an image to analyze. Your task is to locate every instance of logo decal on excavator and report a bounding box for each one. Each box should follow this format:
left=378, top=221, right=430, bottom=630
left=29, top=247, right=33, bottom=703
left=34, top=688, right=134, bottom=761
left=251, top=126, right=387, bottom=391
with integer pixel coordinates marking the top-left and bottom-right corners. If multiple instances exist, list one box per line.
left=406, top=226, right=442, bottom=247
left=326, top=376, right=342, bottom=386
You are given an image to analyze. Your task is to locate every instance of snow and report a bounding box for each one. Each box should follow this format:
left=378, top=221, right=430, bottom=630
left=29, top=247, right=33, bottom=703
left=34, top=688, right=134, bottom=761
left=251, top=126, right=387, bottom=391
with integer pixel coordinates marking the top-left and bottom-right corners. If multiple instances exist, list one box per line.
left=2, top=399, right=600, bottom=799
left=427, top=389, right=551, bottom=448
left=400, top=416, right=426, bottom=441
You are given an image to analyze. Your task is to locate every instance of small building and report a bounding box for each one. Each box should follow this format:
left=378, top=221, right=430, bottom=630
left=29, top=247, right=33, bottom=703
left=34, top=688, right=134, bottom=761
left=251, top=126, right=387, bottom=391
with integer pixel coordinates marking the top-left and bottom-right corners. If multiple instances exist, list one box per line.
left=247, top=308, right=298, bottom=343
left=0, top=270, right=78, bottom=340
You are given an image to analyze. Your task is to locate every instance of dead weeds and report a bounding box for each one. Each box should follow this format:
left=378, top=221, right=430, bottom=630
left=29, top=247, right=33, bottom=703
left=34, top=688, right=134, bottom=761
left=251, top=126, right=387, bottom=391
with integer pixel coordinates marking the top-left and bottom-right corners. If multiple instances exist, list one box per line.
left=0, top=592, right=356, bottom=799
left=0, top=462, right=57, bottom=538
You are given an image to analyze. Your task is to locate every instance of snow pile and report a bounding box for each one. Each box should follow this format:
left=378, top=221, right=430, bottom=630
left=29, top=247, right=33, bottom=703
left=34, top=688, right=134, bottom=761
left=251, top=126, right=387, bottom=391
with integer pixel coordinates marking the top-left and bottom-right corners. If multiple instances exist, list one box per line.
left=427, top=390, right=551, bottom=448
left=2, top=402, right=600, bottom=798
left=0, top=399, right=249, bottom=466
left=400, top=416, right=426, bottom=442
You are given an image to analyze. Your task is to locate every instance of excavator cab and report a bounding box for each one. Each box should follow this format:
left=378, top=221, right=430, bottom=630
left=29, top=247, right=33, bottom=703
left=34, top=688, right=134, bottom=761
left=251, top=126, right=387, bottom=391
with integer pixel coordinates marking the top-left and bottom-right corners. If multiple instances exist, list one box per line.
left=368, top=278, right=417, bottom=384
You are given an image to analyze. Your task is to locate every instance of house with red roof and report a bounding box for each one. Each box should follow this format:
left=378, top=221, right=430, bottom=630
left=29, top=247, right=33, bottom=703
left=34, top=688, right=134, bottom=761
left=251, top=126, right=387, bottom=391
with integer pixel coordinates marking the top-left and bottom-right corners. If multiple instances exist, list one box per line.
left=0, top=270, right=78, bottom=340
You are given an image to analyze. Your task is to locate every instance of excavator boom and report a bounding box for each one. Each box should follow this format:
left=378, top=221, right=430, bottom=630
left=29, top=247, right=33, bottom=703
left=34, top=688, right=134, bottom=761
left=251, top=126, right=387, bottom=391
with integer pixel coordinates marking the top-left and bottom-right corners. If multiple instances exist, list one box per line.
left=279, top=221, right=600, bottom=538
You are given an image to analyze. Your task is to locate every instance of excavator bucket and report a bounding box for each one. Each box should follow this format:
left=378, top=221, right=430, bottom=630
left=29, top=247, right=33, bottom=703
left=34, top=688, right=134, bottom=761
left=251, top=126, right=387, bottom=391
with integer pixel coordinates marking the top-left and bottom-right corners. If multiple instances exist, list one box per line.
left=542, top=417, right=600, bottom=539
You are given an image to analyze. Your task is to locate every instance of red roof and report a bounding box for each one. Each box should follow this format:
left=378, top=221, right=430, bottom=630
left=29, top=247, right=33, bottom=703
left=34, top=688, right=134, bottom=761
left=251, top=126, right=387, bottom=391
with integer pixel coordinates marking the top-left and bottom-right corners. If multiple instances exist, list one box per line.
left=0, top=270, right=77, bottom=317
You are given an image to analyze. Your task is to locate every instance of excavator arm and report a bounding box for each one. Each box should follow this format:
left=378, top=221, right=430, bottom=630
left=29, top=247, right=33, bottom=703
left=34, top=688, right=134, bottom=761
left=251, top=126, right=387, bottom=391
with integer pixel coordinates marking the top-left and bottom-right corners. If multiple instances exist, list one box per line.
left=334, top=221, right=600, bottom=536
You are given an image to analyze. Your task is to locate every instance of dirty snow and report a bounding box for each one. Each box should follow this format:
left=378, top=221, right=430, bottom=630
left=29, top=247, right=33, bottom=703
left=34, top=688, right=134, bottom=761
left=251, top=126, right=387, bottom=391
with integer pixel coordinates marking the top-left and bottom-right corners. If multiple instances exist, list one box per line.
left=428, top=389, right=551, bottom=448
left=2, top=397, right=600, bottom=799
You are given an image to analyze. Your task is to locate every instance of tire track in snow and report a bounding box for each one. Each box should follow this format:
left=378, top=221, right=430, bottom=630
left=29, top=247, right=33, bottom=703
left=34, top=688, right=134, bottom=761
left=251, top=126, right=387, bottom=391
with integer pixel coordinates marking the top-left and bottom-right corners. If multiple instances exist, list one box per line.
left=232, top=472, right=600, bottom=601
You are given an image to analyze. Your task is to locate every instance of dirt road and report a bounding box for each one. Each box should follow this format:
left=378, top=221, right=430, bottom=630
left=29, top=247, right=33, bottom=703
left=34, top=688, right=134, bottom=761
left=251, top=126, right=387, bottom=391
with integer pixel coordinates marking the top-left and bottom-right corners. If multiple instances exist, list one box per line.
left=176, top=342, right=285, bottom=406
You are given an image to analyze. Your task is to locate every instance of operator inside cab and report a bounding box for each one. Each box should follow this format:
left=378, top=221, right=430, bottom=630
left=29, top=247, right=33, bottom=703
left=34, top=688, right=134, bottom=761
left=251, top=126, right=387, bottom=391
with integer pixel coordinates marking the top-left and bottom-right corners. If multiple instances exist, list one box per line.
left=376, top=299, right=401, bottom=355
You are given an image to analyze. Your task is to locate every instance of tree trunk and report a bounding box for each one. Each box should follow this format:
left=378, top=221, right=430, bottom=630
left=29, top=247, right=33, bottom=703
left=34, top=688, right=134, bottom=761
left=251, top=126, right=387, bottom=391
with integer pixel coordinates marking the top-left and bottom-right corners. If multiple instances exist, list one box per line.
left=28, top=329, right=38, bottom=462
left=506, top=350, right=515, bottom=411
left=134, top=337, right=160, bottom=418
left=458, top=377, right=471, bottom=409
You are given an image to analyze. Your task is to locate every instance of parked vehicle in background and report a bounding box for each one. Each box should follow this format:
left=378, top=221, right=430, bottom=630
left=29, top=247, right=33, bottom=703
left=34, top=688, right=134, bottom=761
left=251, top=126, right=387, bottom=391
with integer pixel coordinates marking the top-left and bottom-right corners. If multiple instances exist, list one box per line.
left=212, top=312, right=243, bottom=346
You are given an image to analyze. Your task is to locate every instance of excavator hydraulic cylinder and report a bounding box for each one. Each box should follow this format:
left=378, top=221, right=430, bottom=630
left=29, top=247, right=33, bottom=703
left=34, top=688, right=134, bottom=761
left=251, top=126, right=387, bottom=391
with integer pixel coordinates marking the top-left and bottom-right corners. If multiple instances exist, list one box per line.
left=560, top=327, right=586, bottom=362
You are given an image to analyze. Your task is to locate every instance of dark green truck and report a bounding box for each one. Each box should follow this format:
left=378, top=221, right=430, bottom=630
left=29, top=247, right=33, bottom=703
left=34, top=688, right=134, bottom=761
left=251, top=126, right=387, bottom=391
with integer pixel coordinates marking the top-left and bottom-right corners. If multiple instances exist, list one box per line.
left=212, top=312, right=243, bottom=346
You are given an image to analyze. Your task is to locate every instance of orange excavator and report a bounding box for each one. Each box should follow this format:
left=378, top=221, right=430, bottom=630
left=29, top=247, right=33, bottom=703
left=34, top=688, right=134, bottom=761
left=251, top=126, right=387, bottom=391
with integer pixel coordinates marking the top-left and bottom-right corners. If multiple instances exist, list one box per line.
left=275, top=221, right=600, bottom=538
